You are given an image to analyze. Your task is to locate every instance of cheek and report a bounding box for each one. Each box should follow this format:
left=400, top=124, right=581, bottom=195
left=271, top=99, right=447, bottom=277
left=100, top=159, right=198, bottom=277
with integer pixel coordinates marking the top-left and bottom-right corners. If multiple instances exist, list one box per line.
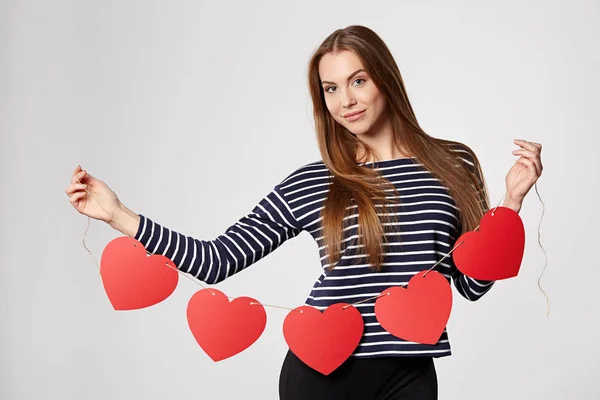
left=361, top=87, right=381, bottom=105
left=367, top=89, right=386, bottom=115
left=324, top=97, right=341, bottom=119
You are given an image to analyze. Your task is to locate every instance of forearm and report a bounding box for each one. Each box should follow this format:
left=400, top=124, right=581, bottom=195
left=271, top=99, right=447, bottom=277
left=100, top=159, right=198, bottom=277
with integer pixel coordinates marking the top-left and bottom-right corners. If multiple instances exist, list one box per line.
left=124, top=183, right=301, bottom=283
left=133, top=210, right=298, bottom=284
left=452, top=192, right=516, bottom=301
left=454, top=273, right=495, bottom=301
left=502, top=192, right=522, bottom=214
left=108, top=202, right=141, bottom=237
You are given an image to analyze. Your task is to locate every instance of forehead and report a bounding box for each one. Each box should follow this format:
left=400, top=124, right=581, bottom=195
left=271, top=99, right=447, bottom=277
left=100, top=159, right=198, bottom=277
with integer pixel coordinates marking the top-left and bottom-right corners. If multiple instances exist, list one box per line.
left=318, top=50, right=365, bottom=82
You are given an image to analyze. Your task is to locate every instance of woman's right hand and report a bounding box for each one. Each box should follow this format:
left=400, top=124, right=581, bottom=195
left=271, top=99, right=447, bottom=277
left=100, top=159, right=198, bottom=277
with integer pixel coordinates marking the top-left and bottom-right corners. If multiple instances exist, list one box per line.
left=65, top=165, right=121, bottom=223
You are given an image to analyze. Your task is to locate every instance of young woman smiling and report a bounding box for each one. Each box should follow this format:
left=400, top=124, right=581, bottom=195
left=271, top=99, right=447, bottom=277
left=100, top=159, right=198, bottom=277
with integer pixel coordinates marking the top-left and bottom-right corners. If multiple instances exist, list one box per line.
left=66, top=25, right=543, bottom=399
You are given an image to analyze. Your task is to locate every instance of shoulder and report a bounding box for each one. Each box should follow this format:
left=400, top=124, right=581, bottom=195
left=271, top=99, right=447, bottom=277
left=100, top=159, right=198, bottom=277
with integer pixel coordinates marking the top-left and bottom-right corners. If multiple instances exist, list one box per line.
left=277, top=159, right=330, bottom=190
left=438, top=138, right=481, bottom=173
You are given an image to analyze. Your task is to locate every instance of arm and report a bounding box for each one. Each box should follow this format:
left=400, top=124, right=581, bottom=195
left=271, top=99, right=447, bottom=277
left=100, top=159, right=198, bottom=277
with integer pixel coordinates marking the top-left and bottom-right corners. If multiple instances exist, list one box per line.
left=451, top=192, right=522, bottom=300
left=453, top=138, right=542, bottom=298
left=110, top=184, right=302, bottom=284
left=450, top=144, right=496, bottom=301
left=451, top=270, right=494, bottom=301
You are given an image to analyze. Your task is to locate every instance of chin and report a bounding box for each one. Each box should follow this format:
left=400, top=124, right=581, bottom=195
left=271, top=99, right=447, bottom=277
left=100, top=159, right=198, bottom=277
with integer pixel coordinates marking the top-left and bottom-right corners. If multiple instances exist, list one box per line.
left=345, top=123, right=373, bottom=136
left=335, top=118, right=368, bottom=135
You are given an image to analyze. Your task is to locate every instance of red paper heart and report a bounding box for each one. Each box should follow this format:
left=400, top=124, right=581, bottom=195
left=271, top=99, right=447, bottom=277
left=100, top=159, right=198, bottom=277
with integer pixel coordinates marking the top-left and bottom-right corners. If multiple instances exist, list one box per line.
left=100, top=236, right=179, bottom=310
left=453, top=206, right=525, bottom=281
left=283, top=303, right=363, bottom=376
left=186, top=288, right=266, bottom=362
left=374, top=271, right=452, bottom=345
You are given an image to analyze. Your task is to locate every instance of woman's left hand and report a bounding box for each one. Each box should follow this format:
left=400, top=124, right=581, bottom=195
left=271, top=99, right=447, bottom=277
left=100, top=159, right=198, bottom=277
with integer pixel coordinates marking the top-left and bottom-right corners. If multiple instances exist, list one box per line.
left=505, top=139, right=543, bottom=206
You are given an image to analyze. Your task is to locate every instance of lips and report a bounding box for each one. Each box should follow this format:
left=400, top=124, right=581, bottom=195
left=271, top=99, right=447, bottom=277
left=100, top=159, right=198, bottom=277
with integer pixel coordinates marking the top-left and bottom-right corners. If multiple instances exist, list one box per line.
left=343, top=110, right=365, bottom=119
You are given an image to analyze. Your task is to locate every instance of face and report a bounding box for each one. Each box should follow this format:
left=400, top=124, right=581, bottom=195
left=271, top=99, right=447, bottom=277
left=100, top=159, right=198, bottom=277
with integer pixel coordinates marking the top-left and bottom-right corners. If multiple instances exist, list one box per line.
left=318, top=50, right=388, bottom=136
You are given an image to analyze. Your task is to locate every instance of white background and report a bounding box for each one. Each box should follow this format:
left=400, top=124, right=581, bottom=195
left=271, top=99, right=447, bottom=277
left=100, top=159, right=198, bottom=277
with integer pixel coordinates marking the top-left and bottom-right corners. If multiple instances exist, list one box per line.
left=1, top=0, right=598, bottom=398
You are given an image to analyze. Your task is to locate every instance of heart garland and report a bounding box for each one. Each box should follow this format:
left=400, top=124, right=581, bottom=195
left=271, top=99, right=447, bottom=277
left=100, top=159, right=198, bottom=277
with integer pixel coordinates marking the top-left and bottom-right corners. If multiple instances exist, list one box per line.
left=283, top=303, right=364, bottom=376
left=186, top=288, right=266, bottom=362
left=99, top=236, right=179, bottom=310
left=374, top=271, right=452, bottom=345
left=92, top=205, right=527, bottom=375
left=453, top=206, right=525, bottom=281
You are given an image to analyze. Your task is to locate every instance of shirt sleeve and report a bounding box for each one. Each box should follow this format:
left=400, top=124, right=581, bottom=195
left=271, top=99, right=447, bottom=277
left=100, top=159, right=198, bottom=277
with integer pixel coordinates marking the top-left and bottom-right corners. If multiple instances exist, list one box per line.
left=134, top=184, right=302, bottom=284
left=450, top=144, right=495, bottom=301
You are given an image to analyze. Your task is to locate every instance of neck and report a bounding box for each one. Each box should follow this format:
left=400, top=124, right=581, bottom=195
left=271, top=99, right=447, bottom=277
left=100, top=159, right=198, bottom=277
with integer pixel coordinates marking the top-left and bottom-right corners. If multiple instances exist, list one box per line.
left=354, top=116, right=410, bottom=163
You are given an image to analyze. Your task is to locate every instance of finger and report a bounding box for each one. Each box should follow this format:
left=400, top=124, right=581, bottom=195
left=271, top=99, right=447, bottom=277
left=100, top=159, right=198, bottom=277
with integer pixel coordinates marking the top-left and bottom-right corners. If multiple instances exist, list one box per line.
left=71, top=169, right=85, bottom=184
left=73, top=170, right=90, bottom=185
left=529, top=143, right=543, bottom=171
left=72, top=165, right=82, bottom=176
left=516, top=157, right=538, bottom=177
left=512, top=149, right=537, bottom=158
left=512, top=149, right=542, bottom=175
left=514, top=139, right=542, bottom=154
left=78, top=170, right=97, bottom=185
left=65, top=183, right=87, bottom=196
left=517, top=157, right=539, bottom=175
left=69, top=191, right=87, bottom=207
left=514, top=139, right=534, bottom=152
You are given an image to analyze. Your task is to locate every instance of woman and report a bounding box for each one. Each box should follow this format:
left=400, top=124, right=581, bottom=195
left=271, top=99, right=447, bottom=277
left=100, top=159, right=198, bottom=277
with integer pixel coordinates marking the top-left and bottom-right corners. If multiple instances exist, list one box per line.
left=65, top=25, right=543, bottom=399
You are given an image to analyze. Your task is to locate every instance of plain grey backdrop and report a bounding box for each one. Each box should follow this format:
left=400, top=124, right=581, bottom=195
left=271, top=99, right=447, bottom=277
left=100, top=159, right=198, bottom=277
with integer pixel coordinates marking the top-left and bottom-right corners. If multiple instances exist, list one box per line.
left=1, top=0, right=599, bottom=398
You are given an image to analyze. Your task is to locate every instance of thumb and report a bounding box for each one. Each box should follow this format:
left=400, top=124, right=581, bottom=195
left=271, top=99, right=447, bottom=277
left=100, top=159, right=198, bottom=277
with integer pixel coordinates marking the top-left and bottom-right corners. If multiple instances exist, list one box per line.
left=79, top=170, right=100, bottom=186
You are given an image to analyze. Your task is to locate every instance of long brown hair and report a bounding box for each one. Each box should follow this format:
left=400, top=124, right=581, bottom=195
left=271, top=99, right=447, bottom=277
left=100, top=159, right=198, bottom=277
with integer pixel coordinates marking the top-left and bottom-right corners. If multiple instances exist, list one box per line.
left=307, top=25, right=490, bottom=271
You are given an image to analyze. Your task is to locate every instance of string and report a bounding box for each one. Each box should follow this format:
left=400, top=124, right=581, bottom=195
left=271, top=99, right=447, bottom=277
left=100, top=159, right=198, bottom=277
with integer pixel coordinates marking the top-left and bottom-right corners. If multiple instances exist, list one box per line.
left=534, top=182, right=549, bottom=316
left=76, top=157, right=547, bottom=315
left=495, top=167, right=549, bottom=316
left=422, top=241, right=465, bottom=277
left=81, top=216, right=101, bottom=275
left=342, top=292, right=390, bottom=310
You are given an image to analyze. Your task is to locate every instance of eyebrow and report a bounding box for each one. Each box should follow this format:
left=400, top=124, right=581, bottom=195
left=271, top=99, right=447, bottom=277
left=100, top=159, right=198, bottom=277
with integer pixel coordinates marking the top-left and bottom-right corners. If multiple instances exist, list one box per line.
left=321, top=69, right=367, bottom=86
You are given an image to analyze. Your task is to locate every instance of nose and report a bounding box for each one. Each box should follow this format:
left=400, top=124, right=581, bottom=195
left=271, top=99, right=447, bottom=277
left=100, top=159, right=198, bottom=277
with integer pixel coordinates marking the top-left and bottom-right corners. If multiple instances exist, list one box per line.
left=341, top=89, right=357, bottom=109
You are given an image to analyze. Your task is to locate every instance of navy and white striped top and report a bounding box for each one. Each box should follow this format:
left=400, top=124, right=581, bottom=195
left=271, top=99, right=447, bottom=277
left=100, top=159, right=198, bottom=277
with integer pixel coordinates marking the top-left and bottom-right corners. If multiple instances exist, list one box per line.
left=134, top=144, right=494, bottom=358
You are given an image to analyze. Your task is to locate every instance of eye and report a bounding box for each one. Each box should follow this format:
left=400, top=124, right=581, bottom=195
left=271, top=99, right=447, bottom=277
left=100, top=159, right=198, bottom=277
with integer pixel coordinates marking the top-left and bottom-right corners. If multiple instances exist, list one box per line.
left=353, top=78, right=366, bottom=85
left=324, top=86, right=337, bottom=93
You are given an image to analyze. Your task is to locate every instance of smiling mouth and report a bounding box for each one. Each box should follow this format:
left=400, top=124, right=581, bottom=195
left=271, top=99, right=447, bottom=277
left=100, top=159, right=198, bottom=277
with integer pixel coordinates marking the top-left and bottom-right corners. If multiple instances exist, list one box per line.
left=343, top=110, right=365, bottom=118
left=343, top=110, right=366, bottom=121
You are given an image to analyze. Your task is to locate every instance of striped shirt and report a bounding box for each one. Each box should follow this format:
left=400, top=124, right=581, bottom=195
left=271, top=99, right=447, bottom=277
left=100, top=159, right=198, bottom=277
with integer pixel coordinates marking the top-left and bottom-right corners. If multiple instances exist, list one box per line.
left=134, top=145, right=494, bottom=358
